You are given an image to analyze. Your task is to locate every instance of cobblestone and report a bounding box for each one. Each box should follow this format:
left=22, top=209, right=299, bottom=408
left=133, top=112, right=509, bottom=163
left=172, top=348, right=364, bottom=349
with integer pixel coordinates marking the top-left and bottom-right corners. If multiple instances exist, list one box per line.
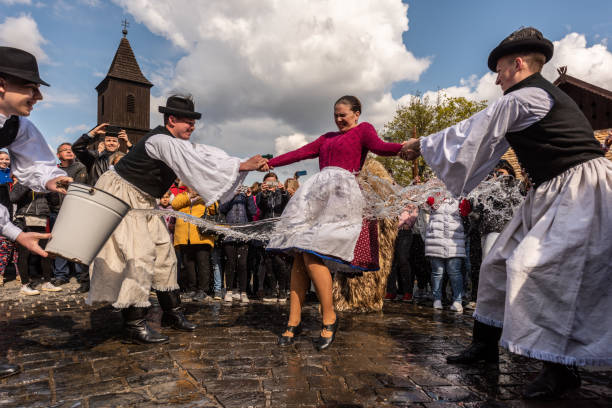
left=0, top=277, right=611, bottom=407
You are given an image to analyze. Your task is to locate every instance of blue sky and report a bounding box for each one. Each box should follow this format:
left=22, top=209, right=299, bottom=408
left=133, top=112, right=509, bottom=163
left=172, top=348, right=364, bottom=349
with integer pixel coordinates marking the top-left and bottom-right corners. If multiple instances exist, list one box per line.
left=1, top=0, right=612, bottom=182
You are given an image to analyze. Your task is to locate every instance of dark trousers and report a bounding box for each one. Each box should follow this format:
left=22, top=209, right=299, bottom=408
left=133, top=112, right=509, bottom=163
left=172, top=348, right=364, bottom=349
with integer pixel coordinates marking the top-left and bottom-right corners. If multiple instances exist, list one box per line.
left=223, top=242, right=248, bottom=293
left=468, top=232, right=482, bottom=301
left=180, top=244, right=211, bottom=292
left=263, top=252, right=289, bottom=296
left=248, top=244, right=265, bottom=295
left=387, top=229, right=414, bottom=295
left=410, top=234, right=430, bottom=290
left=18, top=226, right=52, bottom=285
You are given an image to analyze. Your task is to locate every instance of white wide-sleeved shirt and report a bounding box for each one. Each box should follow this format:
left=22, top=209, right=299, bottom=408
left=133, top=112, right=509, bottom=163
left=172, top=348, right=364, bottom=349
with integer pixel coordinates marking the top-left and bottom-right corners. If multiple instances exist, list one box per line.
left=421, top=87, right=554, bottom=197
left=0, top=114, right=67, bottom=241
left=144, top=134, right=247, bottom=206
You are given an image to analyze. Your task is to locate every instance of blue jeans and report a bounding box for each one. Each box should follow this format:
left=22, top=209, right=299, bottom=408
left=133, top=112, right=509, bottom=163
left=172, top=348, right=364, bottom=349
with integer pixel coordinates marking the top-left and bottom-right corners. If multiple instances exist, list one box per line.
left=430, top=257, right=464, bottom=303
left=49, top=212, right=84, bottom=281
left=211, top=246, right=223, bottom=292
left=53, top=256, right=84, bottom=281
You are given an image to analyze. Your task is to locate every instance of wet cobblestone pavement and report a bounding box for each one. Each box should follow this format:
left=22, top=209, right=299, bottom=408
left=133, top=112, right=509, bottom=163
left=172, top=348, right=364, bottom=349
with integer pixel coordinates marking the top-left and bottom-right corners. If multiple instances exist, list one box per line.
left=1, top=279, right=611, bottom=407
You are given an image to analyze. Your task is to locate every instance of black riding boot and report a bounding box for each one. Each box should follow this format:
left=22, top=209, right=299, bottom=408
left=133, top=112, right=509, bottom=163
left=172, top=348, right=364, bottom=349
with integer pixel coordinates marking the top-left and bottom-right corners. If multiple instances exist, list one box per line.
left=523, top=362, right=581, bottom=399
left=121, top=306, right=169, bottom=344
left=156, top=290, right=197, bottom=331
left=446, top=320, right=502, bottom=364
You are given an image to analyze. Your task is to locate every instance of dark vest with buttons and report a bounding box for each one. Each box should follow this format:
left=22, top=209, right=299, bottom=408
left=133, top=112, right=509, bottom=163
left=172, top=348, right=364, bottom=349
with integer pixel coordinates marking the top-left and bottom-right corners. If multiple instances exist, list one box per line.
left=0, top=115, right=20, bottom=148
left=504, top=73, right=603, bottom=187
left=114, top=125, right=177, bottom=198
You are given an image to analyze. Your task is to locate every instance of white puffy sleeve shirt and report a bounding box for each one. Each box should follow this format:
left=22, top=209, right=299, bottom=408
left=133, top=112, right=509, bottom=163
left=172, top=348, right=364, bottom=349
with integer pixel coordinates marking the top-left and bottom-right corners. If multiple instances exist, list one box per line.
left=420, top=87, right=553, bottom=197
left=0, top=114, right=67, bottom=241
left=145, top=134, right=247, bottom=206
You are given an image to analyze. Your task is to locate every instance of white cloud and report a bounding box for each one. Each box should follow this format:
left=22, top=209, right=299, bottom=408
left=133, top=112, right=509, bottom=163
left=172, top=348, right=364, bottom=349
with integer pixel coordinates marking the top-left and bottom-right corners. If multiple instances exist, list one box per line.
left=115, top=0, right=430, bottom=157
left=38, top=88, right=81, bottom=108
left=543, top=33, right=612, bottom=91
left=274, top=133, right=309, bottom=156
left=0, top=14, right=49, bottom=63
left=426, top=33, right=612, bottom=106
left=64, top=124, right=88, bottom=134
left=0, top=0, right=32, bottom=5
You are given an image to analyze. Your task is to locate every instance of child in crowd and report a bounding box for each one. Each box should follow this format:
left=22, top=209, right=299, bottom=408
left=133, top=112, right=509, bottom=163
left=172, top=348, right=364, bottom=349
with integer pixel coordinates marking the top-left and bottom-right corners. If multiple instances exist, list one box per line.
left=424, top=191, right=469, bottom=313
left=0, top=151, right=17, bottom=286
left=156, top=191, right=176, bottom=243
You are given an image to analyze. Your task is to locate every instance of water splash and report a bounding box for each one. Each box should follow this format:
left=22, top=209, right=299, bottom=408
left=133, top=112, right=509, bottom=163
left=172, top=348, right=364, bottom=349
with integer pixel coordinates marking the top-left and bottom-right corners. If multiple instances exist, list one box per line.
left=129, top=176, right=524, bottom=242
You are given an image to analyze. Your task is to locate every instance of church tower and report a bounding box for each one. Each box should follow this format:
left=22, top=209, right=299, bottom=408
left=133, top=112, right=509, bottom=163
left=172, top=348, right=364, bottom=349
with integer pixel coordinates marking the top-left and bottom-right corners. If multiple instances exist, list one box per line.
left=96, top=22, right=153, bottom=144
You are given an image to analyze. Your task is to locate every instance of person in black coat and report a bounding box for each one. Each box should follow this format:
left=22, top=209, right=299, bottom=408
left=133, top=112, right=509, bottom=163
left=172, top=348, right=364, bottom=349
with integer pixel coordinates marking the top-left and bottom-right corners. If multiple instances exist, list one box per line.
left=72, top=123, right=128, bottom=185
left=256, top=173, right=291, bottom=302
left=219, top=188, right=257, bottom=303
left=10, top=181, right=61, bottom=295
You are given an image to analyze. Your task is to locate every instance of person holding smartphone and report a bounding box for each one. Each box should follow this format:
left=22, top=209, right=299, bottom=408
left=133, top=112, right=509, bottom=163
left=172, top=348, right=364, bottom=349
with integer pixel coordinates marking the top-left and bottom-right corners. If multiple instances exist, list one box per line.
left=72, top=123, right=121, bottom=186
left=256, top=172, right=291, bottom=302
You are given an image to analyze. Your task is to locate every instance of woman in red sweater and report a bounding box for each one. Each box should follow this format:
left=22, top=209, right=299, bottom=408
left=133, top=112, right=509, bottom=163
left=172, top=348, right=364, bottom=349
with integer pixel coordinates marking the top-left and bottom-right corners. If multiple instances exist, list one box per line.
left=268, top=95, right=409, bottom=350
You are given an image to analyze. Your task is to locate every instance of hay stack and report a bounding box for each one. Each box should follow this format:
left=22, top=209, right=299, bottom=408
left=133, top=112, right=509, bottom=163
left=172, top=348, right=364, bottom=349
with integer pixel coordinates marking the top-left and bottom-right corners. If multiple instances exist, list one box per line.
left=332, top=158, right=398, bottom=312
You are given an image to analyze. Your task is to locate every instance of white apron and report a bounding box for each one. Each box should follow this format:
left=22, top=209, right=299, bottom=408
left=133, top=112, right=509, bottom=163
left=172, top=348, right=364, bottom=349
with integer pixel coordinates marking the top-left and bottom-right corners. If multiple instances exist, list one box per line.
left=474, top=157, right=612, bottom=366
left=87, top=171, right=178, bottom=309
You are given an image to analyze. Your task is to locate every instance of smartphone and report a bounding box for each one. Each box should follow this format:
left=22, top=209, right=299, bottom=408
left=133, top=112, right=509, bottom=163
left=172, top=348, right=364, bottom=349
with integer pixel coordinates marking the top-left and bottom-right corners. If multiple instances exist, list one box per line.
left=265, top=181, right=277, bottom=187
left=105, top=125, right=121, bottom=137
left=295, top=170, right=307, bottom=177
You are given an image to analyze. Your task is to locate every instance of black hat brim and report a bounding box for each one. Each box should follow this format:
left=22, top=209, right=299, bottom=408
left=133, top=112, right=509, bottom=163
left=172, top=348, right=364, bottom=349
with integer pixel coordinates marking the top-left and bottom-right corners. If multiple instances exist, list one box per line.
left=158, top=106, right=202, bottom=120
left=488, top=38, right=553, bottom=71
left=0, top=66, right=50, bottom=86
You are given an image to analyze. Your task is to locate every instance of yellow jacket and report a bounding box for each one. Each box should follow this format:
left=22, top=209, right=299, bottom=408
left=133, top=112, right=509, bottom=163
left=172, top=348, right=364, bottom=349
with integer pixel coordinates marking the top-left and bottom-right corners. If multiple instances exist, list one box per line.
left=172, top=192, right=218, bottom=247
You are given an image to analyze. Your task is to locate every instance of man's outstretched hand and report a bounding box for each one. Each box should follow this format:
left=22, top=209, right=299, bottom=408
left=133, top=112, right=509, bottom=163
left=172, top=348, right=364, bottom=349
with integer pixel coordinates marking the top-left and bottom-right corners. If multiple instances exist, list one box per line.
left=240, top=155, right=270, bottom=172
left=16, top=231, right=51, bottom=257
left=399, top=139, right=421, bottom=161
left=45, top=176, right=74, bottom=194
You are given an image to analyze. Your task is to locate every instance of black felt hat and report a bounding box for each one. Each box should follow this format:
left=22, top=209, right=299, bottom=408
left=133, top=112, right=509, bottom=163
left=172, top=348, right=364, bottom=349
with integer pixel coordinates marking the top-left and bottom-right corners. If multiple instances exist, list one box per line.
left=0, top=47, right=49, bottom=86
left=158, top=95, right=202, bottom=119
left=488, top=27, right=553, bottom=72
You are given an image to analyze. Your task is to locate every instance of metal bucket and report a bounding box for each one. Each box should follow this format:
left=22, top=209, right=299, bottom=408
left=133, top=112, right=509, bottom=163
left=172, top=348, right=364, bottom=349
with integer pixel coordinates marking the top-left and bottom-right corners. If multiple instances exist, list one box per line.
left=46, top=183, right=130, bottom=265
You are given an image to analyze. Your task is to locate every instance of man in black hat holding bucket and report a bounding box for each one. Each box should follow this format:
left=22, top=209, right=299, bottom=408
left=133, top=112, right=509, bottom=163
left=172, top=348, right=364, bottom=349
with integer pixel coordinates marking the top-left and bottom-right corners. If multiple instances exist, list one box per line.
left=87, top=94, right=269, bottom=345
left=0, top=46, right=73, bottom=379
left=401, top=27, right=612, bottom=399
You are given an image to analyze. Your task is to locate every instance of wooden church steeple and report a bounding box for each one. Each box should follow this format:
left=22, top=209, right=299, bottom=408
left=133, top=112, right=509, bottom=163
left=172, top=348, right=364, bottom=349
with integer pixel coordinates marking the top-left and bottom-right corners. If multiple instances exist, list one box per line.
left=96, top=21, right=153, bottom=143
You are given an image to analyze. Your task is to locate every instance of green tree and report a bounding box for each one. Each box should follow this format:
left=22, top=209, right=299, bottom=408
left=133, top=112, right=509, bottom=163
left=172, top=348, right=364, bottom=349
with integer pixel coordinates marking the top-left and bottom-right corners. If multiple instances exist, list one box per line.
left=375, top=93, right=487, bottom=186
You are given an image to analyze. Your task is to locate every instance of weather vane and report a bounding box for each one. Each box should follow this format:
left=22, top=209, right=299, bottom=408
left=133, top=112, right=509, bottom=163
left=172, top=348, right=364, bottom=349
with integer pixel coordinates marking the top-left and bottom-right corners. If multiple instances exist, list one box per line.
left=122, top=19, right=129, bottom=37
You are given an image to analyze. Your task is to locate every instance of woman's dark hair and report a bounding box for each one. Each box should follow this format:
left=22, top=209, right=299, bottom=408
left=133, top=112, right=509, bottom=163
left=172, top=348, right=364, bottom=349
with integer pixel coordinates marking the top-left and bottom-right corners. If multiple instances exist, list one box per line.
left=494, top=159, right=516, bottom=178
left=334, top=95, right=362, bottom=114
left=263, top=172, right=278, bottom=181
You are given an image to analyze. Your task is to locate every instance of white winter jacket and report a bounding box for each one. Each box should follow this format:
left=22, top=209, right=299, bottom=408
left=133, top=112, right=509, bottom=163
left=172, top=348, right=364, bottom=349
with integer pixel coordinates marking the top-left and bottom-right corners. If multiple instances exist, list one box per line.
left=424, top=197, right=466, bottom=258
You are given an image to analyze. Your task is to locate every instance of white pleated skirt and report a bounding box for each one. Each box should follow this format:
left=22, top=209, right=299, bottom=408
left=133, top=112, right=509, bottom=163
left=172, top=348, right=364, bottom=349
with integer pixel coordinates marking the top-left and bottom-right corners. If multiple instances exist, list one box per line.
left=266, top=166, right=364, bottom=263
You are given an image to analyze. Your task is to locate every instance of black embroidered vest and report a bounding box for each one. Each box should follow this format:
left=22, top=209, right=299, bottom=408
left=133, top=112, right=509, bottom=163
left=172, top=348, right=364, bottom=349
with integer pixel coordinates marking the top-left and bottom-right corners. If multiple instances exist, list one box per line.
left=504, top=73, right=603, bottom=187
left=0, top=115, right=20, bottom=148
left=114, top=126, right=177, bottom=198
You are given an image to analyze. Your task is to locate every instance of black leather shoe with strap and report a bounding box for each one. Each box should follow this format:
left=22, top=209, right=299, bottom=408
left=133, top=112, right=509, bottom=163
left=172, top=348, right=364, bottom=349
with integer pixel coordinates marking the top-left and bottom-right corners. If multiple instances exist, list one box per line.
left=314, top=318, right=339, bottom=351
left=277, top=323, right=302, bottom=347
